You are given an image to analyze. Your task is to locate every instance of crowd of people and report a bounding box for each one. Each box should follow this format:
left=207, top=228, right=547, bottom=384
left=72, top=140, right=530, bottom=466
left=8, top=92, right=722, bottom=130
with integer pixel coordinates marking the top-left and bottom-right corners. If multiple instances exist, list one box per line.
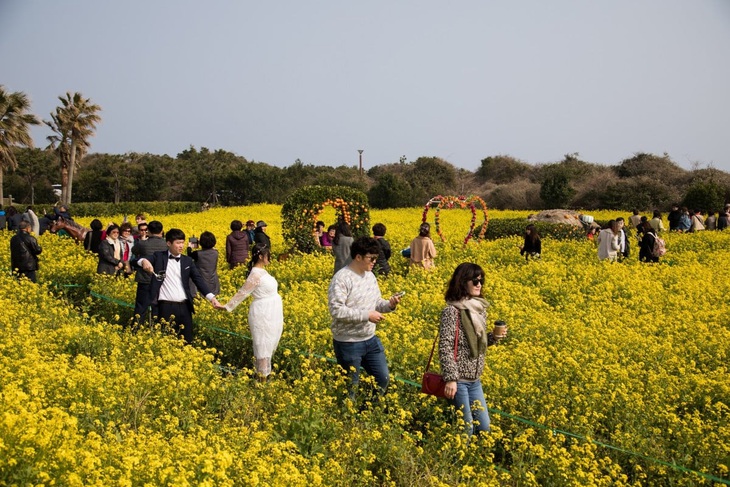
left=8, top=203, right=726, bottom=436
left=584, top=204, right=724, bottom=264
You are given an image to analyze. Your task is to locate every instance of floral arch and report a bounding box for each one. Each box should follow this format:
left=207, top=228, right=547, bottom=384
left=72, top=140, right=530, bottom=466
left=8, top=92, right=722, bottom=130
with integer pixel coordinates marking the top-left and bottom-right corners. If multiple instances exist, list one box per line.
left=282, top=185, right=370, bottom=253
left=421, top=195, right=489, bottom=245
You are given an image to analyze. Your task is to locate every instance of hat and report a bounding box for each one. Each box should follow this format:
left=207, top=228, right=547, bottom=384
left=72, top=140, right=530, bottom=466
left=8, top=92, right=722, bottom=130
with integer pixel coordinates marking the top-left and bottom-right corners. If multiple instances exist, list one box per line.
left=246, top=220, right=255, bottom=225
left=256, top=220, right=267, bottom=228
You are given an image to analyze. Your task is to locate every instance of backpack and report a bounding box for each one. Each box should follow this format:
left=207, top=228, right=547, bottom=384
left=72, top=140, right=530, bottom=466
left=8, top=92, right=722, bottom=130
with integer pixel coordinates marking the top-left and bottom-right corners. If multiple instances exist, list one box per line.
left=651, top=234, right=666, bottom=258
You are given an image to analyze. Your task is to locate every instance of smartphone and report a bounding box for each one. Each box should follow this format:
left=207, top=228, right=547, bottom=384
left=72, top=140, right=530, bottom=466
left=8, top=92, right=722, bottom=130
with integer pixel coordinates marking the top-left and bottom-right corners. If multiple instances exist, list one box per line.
left=393, top=291, right=406, bottom=298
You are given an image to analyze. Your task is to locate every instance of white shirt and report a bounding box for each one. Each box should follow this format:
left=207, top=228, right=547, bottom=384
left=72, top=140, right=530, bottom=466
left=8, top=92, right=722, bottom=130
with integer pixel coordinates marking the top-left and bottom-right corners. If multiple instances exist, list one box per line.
left=138, top=253, right=217, bottom=303
left=158, top=253, right=187, bottom=302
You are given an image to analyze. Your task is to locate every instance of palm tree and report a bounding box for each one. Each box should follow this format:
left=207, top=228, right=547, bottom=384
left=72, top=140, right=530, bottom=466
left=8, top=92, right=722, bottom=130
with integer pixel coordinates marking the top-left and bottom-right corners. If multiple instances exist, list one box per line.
left=0, top=86, right=40, bottom=206
left=45, top=92, right=101, bottom=205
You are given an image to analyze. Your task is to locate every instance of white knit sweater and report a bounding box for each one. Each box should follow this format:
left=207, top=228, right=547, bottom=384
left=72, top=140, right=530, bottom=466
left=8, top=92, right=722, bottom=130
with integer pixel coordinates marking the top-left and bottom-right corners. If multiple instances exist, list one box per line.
left=328, top=266, right=392, bottom=342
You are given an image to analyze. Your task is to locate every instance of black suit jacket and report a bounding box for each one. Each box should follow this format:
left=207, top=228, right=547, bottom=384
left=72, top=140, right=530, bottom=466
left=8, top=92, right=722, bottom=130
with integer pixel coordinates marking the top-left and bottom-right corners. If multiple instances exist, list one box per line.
left=146, top=250, right=213, bottom=314
left=131, top=237, right=169, bottom=284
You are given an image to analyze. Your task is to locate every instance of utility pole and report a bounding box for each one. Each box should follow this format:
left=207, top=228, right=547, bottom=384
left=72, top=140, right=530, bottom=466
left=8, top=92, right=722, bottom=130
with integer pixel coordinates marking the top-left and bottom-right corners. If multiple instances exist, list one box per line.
left=358, top=149, right=364, bottom=177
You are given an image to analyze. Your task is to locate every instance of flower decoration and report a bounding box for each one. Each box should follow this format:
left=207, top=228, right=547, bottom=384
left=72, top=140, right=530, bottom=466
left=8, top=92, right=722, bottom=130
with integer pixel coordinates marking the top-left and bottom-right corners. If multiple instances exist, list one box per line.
left=421, top=194, right=489, bottom=245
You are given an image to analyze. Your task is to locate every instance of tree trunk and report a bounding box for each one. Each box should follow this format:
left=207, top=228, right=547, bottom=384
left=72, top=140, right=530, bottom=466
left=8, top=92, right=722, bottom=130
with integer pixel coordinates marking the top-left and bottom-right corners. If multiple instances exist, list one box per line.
left=0, top=167, right=4, bottom=206
left=66, top=140, right=77, bottom=205
left=60, top=159, right=69, bottom=206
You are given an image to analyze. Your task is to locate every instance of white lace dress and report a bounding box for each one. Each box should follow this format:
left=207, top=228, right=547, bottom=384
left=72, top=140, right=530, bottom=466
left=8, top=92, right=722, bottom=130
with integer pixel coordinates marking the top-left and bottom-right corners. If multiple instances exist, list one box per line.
left=224, top=267, right=284, bottom=365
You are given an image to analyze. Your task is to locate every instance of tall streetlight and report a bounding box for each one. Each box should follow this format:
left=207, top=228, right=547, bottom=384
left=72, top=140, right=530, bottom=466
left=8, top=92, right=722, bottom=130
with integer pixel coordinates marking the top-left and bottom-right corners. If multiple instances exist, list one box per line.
left=358, top=149, right=364, bottom=177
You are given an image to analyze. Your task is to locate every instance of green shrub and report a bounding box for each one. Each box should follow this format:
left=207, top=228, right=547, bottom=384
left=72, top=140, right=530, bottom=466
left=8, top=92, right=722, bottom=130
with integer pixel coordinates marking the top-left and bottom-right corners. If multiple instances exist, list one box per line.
left=66, top=201, right=201, bottom=218
left=281, top=185, right=370, bottom=253
left=483, top=219, right=587, bottom=241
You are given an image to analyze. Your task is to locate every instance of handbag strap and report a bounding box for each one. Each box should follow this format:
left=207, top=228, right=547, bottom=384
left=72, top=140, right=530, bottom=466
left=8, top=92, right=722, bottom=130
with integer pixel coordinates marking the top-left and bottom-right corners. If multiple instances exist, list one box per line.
left=425, top=310, right=460, bottom=372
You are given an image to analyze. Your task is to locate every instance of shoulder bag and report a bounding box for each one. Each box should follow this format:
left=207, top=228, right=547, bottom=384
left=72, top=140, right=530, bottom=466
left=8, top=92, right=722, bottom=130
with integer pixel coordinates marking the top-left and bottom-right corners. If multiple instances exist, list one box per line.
left=421, top=313, right=459, bottom=397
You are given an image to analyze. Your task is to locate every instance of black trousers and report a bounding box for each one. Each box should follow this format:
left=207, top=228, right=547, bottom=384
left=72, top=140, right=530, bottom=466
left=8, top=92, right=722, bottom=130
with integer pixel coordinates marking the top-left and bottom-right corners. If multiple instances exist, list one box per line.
left=156, top=300, right=194, bottom=343
left=14, top=269, right=37, bottom=283
left=134, top=282, right=158, bottom=326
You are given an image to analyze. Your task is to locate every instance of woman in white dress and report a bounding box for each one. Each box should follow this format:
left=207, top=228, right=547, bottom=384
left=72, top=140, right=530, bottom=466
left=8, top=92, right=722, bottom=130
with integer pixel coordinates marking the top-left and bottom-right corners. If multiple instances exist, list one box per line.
left=220, top=243, right=284, bottom=381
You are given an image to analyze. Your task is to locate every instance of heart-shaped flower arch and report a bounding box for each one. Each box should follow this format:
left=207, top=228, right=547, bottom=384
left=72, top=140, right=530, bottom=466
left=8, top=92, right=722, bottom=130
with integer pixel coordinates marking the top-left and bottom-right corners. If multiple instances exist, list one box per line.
left=421, top=195, right=489, bottom=246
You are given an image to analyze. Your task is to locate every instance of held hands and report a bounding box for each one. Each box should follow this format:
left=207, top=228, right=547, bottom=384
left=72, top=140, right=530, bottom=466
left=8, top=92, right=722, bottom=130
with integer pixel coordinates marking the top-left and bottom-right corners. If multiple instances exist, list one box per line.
left=210, top=298, right=226, bottom=310
left=444, top=381, right=457, bottom=400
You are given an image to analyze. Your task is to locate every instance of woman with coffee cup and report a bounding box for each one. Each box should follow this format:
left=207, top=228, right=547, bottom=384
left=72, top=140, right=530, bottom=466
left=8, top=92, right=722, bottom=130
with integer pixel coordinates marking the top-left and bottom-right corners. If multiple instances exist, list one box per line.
left=439, top=262, right=507, bottom=436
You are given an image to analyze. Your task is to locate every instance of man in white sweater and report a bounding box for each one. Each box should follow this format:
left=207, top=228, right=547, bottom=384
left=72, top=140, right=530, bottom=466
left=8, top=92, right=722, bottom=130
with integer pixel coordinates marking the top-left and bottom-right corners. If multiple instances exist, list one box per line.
left=328, top=236, right=402, bottom=398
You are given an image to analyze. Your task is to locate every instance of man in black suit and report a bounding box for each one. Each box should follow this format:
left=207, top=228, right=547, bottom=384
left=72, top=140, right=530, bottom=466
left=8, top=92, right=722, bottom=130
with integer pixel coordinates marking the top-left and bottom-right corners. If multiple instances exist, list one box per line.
left=131, top=220, right=168, bottom=326
left=137, top=228, right=221, bottom=343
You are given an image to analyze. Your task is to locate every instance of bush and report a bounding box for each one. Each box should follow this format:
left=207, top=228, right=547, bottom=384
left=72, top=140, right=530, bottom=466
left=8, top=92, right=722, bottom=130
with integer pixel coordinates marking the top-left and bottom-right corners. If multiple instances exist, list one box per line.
left=281, top=185, right=370, bottom=253
left=683, top=181, right=727, bottom=212
left=486, top=181, right=542, bottom=210
left=368, top=173, right=413, bottom=209
left=482, top=219, right=587, bottom=241
left=476, top=155, right=533, bottom=184
left=66, top=201, right=201, bottom=218
left=540, top=173, right=576, bottom=208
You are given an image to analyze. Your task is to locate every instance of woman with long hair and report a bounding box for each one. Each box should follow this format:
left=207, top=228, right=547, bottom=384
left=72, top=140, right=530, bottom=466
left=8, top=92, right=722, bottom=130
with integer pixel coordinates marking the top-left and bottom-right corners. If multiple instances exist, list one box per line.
left=439, top=263, right=507, bottom=436
left=83, top=219, right=104, bottom=254
left=219, top=243, right=284, bottom=381
left=519, top=224, right=541, bottom=260
left=639, top=221, right=660, bottom=263
left=597, top=220, right=621, bottom=262
left=410, top=222, right=437, bottom=269
left=332, top=220, right=353, bottom=274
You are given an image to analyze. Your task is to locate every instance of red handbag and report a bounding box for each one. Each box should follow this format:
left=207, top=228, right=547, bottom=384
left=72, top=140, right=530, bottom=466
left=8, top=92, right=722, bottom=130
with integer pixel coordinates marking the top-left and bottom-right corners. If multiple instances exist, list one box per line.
left=421, top=316, right=459, bottom=397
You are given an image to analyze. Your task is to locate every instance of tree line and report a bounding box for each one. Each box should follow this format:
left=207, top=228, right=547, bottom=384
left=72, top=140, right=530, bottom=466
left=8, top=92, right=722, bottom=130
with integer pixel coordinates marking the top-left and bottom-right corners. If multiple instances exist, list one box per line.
left=2, top=86, right=729, bottom=211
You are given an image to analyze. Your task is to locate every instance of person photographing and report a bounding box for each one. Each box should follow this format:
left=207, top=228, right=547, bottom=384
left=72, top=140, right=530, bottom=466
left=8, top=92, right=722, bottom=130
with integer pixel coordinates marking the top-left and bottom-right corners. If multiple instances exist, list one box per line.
left=328, top=237, right=402, bottom=399
left=137, top=228, right=221, bottom=343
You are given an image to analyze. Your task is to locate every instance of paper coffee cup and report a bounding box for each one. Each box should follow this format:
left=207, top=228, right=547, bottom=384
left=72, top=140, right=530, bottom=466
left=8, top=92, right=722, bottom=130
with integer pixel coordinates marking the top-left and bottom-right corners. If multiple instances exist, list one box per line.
left=493, top=320, right=507, bottom=339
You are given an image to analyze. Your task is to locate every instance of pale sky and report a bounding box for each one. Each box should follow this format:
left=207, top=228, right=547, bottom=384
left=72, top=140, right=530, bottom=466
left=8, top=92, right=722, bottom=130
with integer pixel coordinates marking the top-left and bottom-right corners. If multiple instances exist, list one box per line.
left=2, top=1, right=729, bottom=172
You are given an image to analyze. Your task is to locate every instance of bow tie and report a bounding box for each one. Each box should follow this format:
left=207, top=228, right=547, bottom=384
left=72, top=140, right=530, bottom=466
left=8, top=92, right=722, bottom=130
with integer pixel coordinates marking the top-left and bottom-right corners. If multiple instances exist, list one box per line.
left=168, top=254, right=181, bottom=262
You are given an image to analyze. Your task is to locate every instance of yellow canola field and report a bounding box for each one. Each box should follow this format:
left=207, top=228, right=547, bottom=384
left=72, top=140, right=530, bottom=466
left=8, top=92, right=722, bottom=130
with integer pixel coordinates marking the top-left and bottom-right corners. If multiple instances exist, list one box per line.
left=0, top=206, right=728, bottom=486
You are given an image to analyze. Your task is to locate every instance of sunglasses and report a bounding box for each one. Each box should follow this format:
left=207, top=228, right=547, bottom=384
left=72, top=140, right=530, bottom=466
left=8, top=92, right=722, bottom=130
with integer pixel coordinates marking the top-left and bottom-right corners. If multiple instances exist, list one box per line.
left=470, top=277, right=483, bottom=286
left=364, top=255, right=378, bottom=262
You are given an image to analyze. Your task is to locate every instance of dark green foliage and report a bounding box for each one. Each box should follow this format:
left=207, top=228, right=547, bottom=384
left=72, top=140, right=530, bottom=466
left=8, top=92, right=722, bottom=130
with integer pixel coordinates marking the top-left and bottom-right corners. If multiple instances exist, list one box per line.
left=68, top=201, right=201, bottom=217
left=367, top=157, right=459, bottom=208
left=682, top=181, right=727, bottom=211
left=368, top=173, right=413, bottom=208
left=481, top=219, right=588, bottom=241
left=540, top=172, right=575, bottom=208
left=281, top=185, right=370, bottom=253
left=4, top=148, right=59, bottom=204
left=12, top=144, right=727, bottom=212
left=597, top=181, right=654, bottom=211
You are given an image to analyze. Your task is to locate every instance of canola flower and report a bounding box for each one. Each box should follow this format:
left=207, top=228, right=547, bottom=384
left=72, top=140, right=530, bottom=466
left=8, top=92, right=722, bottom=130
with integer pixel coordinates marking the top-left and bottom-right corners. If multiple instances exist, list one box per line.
left=0, top=206, right=728, bottom=486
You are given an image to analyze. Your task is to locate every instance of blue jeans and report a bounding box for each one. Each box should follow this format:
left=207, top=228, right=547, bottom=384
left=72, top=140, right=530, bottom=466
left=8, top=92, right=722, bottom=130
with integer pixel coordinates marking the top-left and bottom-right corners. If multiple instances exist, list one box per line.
left=333, top=336, right=389, bottom=397
left=450, top=380, right=491, bottom=435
